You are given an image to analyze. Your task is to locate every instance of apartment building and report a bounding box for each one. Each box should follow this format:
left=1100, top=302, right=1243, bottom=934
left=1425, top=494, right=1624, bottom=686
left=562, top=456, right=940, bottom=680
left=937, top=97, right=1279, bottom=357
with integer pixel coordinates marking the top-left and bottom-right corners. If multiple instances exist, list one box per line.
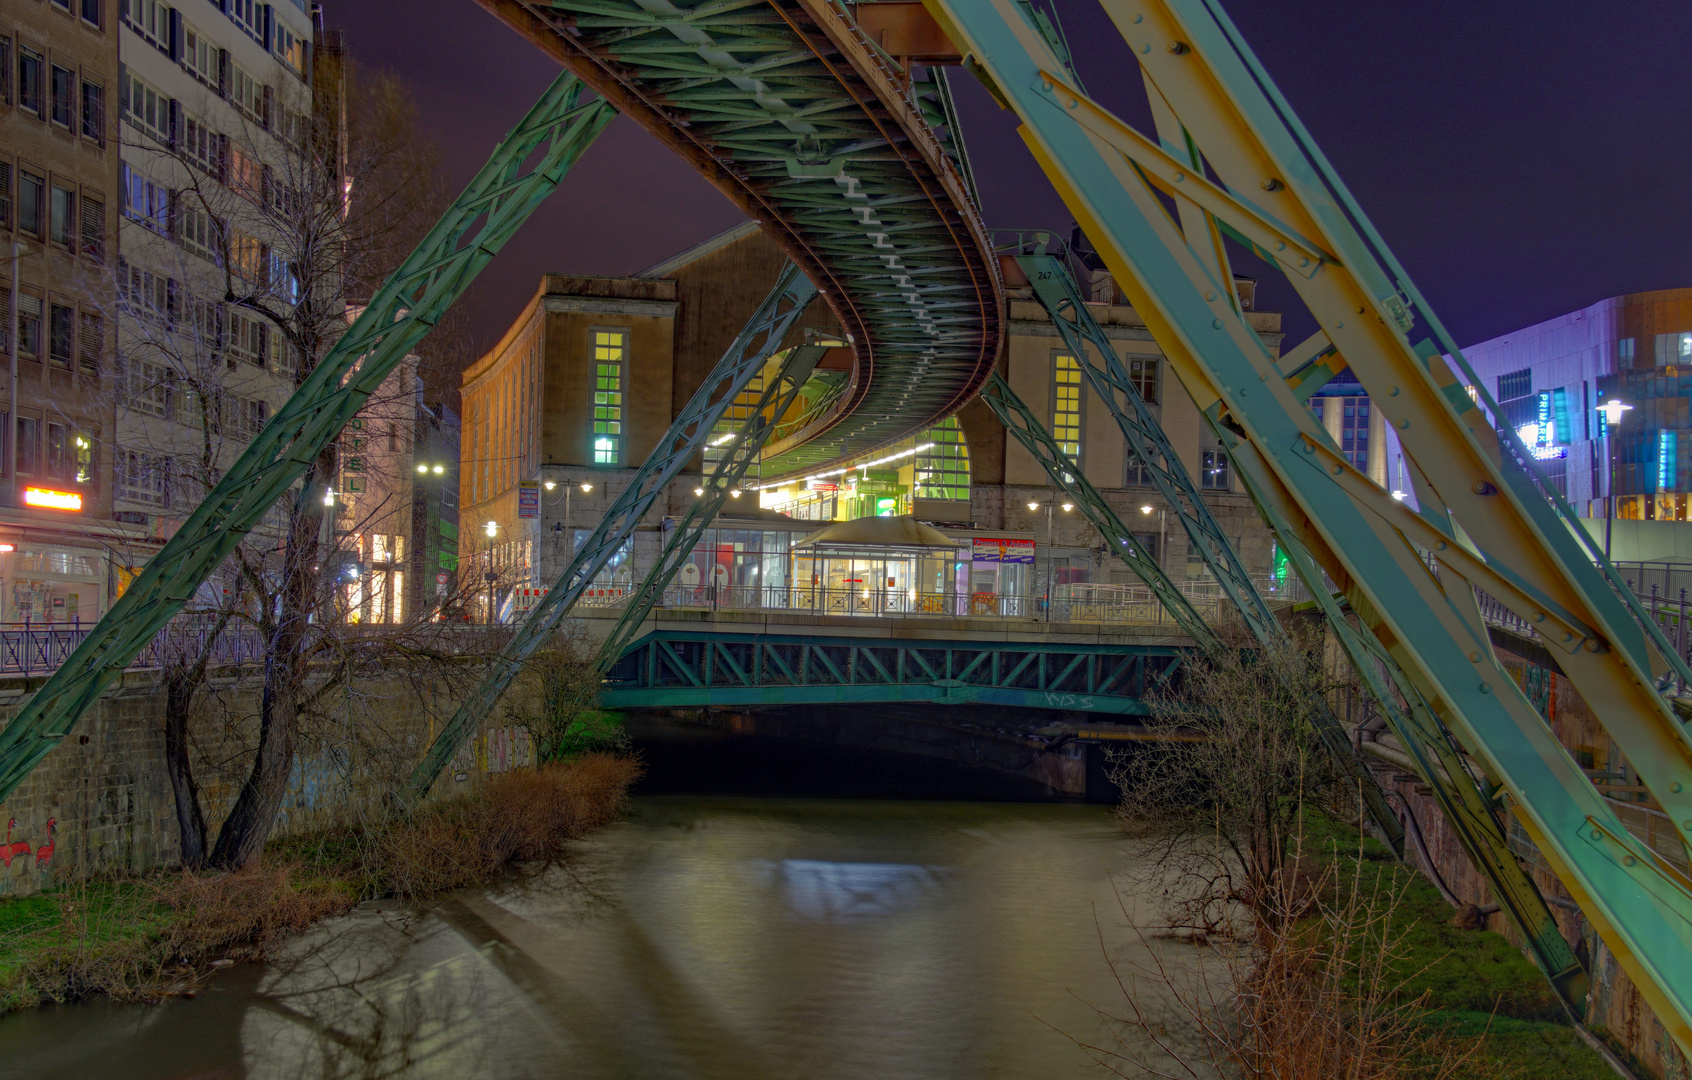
left=110, top=0, right=316, bottom=566
left=0, top=0, right=141, bottom=624
left=459, top=224, right=1287, bottom=621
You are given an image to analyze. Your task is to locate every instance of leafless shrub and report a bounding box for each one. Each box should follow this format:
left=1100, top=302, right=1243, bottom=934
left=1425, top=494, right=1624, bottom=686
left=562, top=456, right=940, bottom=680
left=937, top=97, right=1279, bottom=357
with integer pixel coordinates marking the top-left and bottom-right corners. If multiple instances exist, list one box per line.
left=1109, top=626, right=1357, bottom=938
left=503, top=627, right=624, bottom=764
left=1070, top=834, right=1490, bottom=1079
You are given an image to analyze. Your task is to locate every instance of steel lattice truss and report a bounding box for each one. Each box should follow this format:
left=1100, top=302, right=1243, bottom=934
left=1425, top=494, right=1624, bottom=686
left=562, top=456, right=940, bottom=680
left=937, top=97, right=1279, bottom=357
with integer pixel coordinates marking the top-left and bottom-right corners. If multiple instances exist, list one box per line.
left=406, top=263, right=821, bottom=799
left=977, top=371, right=1217, bottom=651
left=602, top=631, right=1184, bottom=714
left=479, top=0, right=1001, bottom=478
left=593, top=345, right=828, bottom=670
left=0, top=72, right=616, bottom=802
left=936, top=0, right=1692, bottom=1043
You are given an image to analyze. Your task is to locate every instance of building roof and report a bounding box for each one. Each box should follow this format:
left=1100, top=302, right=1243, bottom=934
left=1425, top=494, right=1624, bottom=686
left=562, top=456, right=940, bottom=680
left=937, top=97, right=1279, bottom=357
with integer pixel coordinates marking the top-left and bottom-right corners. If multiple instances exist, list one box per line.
left=635, top=219, right=762, bottom=280
left=794, top=516, right=957, bottom=550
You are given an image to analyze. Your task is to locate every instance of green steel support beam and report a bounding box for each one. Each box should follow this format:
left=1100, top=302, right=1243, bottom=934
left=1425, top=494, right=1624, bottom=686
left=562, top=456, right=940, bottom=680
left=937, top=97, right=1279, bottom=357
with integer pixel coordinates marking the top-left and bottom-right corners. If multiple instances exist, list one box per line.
left=978, top=371, right=1218, bottom=651
left=1215, top=416, right=1589, bottom=1016
left=1013, top=253, right=1400, bottom=853
left=0, top=71, right=615, bottom=801
left=405, top=263, right=820, bottom=801
left=1016, top=253, right=1277, bottom=640
left=933, top=0, right=1692, bottom=1040
left=592, top=342, right=827, bottom=670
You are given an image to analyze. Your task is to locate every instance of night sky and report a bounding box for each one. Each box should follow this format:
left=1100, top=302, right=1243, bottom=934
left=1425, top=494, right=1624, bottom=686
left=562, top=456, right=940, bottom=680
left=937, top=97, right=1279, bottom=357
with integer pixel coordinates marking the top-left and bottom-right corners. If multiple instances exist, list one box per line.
left=325, top=0, right=1692, bottom=362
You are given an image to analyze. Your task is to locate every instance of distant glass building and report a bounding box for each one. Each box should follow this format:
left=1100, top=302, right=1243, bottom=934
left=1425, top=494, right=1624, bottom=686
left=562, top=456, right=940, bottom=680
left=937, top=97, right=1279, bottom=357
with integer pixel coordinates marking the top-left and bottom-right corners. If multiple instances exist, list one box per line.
left=1425, top=289, right=1692, bottom=522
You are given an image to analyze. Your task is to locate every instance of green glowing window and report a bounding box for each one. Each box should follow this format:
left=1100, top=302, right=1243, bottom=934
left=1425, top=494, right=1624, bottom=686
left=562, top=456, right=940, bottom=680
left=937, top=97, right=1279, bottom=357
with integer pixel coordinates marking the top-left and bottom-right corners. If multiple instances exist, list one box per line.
left=1052, top=352, right=1083, bottom=463
left=592, top=329, right=626, bottom=465
left=915, top=417, right=970, bottom=500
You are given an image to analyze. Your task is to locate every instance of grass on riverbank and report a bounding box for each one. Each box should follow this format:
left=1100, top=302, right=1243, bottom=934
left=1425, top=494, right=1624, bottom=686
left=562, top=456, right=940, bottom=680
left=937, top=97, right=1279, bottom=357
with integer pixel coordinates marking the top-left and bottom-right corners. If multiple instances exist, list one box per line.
left=0, top=752, right=641, bottom=1012
left=1298, top=811, right=1615, bottom=1080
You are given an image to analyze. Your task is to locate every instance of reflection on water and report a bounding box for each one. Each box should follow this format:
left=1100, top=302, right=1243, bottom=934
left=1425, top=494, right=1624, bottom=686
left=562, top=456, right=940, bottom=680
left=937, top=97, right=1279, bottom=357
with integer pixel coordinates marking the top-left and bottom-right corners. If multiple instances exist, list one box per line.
left=0, top=797, right=1188, bottom=1080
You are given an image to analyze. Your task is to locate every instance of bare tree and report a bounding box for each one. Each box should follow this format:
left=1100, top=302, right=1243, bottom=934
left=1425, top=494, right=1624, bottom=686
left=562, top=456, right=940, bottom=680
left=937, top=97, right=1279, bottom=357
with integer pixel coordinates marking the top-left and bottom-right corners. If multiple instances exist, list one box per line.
left=502, top=626, right=621, bottom=764
left=108, top=59, right=469, bottom=868
left=1109, top=626, right=1356, bottom=937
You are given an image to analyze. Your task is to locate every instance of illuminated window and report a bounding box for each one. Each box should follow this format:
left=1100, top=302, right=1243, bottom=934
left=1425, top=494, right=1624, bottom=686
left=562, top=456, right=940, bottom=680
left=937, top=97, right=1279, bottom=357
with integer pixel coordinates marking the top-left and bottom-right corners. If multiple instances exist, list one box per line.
left=915, top=417, right=969, bottom=500
left=1341, top=397, right=1370, bottom=470
left=1201, top=447, right=1230, bottom=490
left=1052, top=352, right=1083, bottom=463
left=592, top=329, right=627, bottom=465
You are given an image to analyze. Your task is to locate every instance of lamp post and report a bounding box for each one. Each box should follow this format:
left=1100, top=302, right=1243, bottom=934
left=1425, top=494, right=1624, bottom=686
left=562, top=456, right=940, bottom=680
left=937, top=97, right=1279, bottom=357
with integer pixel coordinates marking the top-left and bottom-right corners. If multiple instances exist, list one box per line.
left=1139, top=502, right=1167, bottom=569
left=553, top=479, right=593, bottom=559
left=1028, top=497, right=1074, bottom=621
left=1600, top=398, right=1632, bottom=561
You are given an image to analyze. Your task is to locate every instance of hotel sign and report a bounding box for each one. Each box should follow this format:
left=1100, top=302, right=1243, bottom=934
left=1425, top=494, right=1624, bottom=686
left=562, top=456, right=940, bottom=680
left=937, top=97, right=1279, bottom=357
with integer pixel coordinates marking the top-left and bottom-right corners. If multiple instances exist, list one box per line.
left=517, top=481, right=540, bottom=519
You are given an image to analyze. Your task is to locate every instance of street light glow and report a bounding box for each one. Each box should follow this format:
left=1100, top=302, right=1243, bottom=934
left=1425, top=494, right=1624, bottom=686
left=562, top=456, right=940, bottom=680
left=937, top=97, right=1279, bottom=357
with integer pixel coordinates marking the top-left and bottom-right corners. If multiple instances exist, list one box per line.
left=1061, top=502, right=1073, bottom=512
left=544, top=480, right=556, bottom=490
left=1027, top=501, right=1040, bottom=511
left=432, top=464, right=444, bottom=474
left=484, top=521, right=497, bottom=538
left=1139, top=505, right=1154, bottom=515
left=580, top=481, right=593, bottom=493
left=1601, top=398, right=1633, bottom=427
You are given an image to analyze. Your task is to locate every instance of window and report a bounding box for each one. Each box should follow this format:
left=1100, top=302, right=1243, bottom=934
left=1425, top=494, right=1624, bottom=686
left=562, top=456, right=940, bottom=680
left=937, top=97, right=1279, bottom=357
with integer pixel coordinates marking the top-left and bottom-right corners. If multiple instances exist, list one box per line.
left=1201, top=446, right=1230, bottom=490
left=268, top=251, right=298, bottom=303
left=187, top=297, right=223, bottom=350
left=77, top=312, right=101, bottom=374
left=16, top=294, right=40, bottom=358
left=48, top=303, right=73, bottom=368
left=228, top=226, right=264, bottom=283
left=81, top=0, right=102, bottom=28
left=914, top=417, right=970, bottom=500
left=1124, top=445, right=1152, bottom=486
left=117, top=450, right=170, bottom=508
left=124, top=0, right=171, bottom=52
left=182, top=115, right=219, bottom=175
left=120, top=164, right=170, bottom=235
left=179, top=202, right=218, bottom=263
left=245, top=398, right=267, bottom=439
left=1128, top=358, right=1158, bottom=405
left=49, top=65, right=73, bottom=127
left=229, top=0, right=263, bottom=43
left=16, top=417, right=38, bottom=475
left=592, top=329, right=626, bottom=465
left=228, top=143, right=262, bottom=201
left=183, top=24, right=218, bottom=86
left=1618, top=337, right=1636, bottom=364
left=274, top=23, right=306, bottom=77
left=0, top=160, right=11, bottom=230
left=1496, top=368, right=1532, bottom=402
left=119, top=261, right=177, bottom=324
left=120, top=71, right=169, bottom=144
left=1052, top=352, right=1083, bottom=462
left=1653, top=333, right=1692, bottom=367
left=1341, top=397, right=1370, bottom=470
left=19, top=47, right=42, bottom=116
left=80, top=196, right=104, bottom=264
left=49, top=185, right=74, bottom=248
left=0, top=38, right=10, bottom=109
left=18, top=171, right=42, bottom=236
left=80, top=80, right=103, bottom=141
left=117, top=357, right=173, bottom=418
left=50, top=0, right=71, bottom=13
left=229, top=64, right=265, bottom=125
left=228, top=308, right=269, bottom=365
left=46, top=423, right=68, bottom=480
left=277, top=106, right=308, bottom=151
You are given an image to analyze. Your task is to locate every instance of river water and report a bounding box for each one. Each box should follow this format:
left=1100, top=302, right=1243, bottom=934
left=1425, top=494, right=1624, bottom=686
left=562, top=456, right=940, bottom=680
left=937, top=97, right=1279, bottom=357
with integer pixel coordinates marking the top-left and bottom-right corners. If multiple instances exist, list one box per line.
left=0, top=733, right=1191, bottom=1079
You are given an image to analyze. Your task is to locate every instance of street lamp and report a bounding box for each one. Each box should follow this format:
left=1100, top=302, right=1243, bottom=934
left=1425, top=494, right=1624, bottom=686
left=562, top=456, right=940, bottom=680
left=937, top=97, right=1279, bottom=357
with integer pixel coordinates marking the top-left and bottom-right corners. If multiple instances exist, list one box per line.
left=1030, top=496, right=1073, bottom=621
left=562, top=480, right=593, bottom=559
left=482, top=520, right=498, bottom=624
left=1138, top=502, right=1167, bottom=568
left=1601, top=398, right=1633, bottom=560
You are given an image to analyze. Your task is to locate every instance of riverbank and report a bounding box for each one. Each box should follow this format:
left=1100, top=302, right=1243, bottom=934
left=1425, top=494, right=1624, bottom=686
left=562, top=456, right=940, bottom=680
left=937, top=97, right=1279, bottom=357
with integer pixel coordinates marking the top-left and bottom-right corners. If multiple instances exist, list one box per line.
left=1294, top=813, right=1617, bottom=1080
left=0, top=752, right=642, bottom=1012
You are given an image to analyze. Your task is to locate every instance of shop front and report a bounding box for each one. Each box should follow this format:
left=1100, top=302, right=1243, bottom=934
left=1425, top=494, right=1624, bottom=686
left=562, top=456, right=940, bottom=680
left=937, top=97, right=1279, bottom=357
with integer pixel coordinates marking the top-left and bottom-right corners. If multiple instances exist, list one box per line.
left=791, top=517, right=960, bottom=616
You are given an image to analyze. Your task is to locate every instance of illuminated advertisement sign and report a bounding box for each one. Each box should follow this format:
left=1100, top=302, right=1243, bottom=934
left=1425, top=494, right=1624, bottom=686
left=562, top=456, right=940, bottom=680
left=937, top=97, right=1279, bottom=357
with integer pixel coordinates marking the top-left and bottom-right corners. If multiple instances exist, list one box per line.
left=24, top=488, right=82, bottom=511
left=971, top=538, right=1035, bottom=564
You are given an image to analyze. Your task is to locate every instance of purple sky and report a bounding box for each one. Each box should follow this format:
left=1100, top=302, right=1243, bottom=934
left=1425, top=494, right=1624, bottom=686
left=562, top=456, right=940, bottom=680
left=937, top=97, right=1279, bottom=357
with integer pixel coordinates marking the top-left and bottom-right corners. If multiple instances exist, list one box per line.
left=324, top=0, right=1692, bottom=360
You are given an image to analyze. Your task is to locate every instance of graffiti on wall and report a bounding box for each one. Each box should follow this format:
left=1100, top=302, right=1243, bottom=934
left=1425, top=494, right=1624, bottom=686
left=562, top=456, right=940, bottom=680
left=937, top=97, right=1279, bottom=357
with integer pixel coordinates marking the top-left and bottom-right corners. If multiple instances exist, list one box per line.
left=450, top=725, right=535, bottom=782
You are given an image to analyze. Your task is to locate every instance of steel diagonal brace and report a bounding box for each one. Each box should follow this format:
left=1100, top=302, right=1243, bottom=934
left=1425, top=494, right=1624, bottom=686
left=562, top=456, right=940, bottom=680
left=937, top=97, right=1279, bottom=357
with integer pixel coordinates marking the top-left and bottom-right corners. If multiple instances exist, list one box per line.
left=593, top=344, right=827, bottom=669
left=977, top=372, right=1217, bottom=651
left=0, top=72, right=615, bottom=802
left=1016, top=254, right=1278, bottom=642
left=404, top=263, right=821, bottom=802
left=1214, top=418, right=1589, bottom=1016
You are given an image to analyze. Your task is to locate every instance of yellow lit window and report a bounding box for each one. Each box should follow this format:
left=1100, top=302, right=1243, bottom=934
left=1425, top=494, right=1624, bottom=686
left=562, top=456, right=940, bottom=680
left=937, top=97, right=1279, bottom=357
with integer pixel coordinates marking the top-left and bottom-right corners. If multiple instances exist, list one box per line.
left=1053, top=353, right=1083, bottom=462
left=593, top=330, right=626, bottom=465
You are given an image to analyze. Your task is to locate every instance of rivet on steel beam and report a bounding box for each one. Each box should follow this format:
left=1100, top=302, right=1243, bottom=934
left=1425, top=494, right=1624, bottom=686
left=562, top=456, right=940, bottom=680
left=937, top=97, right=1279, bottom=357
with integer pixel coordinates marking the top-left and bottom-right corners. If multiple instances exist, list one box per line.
left=1355, top=306, right=1366, bottom=314
left=1389, top=387, right=1400, bottom=396
left=1260, top=178, right=1282, bottom=192
left=1399, top=419, right=1409, bottom=430
left=1473, top=481, right=1497, bottom=495
left=1042, top=81, right=1053, bottom=91
left=1592, top=829, right=1604, bottom=840
left=1684, top=820, right=1692, bottom=830
left=1140, top=43, right=1151, bottom=54
left=1168, top=41, right=1190, bottom=54
left=1534, top=611, right=1546, bottom=622
left=1303, top=441, right=1315, bottom=454
left=1436, top=541, right=1447, bottom=550
left=1299, top=257, right=1310, bottom=267
left=1330, top=464, right=1341, bottom=475
left=1067, top=99, right=1078, bottom=109
left=1274, top=241, right=1286, bottom=251
left=1336, top=321, right=1345, bottom=329
left=1212, top=318, right=1222, bottom=328
left=1561, top=632, right=1573, bottom=642
left=1469, top=652, right=1481, bottom=662
left=1479, top=682, right=1492, bottom=694
left=1132, top=13, right=1143, bottom=23
left=1205, top=290, right=1217, bottom=301
left=1673, top=780, right=1685, bottom=792
left=1173, top=171, right=1184, bottom=182
left=1624, top=855, right=1637, bottom=867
